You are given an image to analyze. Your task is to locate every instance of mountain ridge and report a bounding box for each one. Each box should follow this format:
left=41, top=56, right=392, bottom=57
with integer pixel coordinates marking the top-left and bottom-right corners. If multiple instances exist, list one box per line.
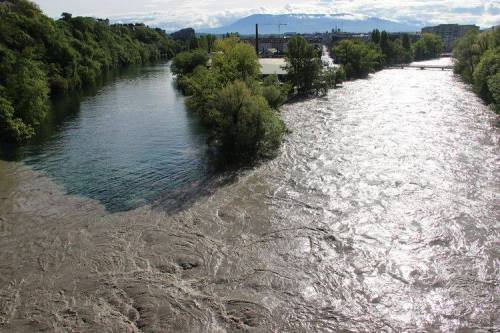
left=198, top=13, right=422, bottom=35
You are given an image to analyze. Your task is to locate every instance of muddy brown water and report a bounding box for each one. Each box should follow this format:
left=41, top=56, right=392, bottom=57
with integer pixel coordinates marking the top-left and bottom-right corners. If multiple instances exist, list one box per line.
left=0, top=60, right=499, bottom=332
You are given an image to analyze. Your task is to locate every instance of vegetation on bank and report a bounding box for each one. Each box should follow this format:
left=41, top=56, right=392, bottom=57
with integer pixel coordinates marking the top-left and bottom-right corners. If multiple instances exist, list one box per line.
left=285, top=36, right=345, bottom=96
left=331, top=30, right=443, bottom=79
left=453, top=28, right=500, bottom=113
left=173, top=37, right=287, bottom=163
left=0, top=0, right=183, bottom=143
left=172, top=35, right=345, bottom=163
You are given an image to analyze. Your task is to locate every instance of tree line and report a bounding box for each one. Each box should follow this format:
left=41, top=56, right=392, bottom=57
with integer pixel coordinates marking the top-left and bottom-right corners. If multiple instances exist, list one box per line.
left=172, top=35, right=345, bottom=164
left=453, top=28, right=500, bottom=113
left=331, top=30, right=443, bottom=79
left=0, top=0, right=183, bottom=143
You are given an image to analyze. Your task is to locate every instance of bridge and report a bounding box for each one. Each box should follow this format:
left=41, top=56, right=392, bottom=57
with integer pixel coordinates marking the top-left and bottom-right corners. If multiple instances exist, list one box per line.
left=390, top=64, right=454, bottom=71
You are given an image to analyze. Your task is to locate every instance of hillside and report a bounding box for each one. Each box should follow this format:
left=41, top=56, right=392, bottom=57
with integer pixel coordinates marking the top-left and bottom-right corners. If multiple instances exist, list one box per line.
left=0, top=0, right=182, bottom=143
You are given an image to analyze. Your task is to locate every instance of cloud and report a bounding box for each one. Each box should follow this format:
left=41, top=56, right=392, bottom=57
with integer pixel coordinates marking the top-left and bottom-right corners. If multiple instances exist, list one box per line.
left=34, top=0, right=500, bottom=31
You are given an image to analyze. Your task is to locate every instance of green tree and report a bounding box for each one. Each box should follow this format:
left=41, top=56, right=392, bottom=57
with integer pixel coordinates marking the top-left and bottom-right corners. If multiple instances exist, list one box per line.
left=285, top=36, right=322, bottom=95
left=380, top=31, right=390, bottom=58
left=333, top=40, right=382, bottom=78
left=212, top=37, right=260, bottom=83
left=171, top=49, right=208, bottom=75
left=413, top=33, right=443, bottom=60
left=454, top=28, right=500, bottom=112
left=371, top=29, right=381, bottom=44
left=214, top=81, right=285, bottom=161
left=453, top=30, right=481, bottom=82
left=401, top=34, right=413, bottom=63
left=472, top=49, right=500, bottom=103
left=487, top=73, right=500, bottom=112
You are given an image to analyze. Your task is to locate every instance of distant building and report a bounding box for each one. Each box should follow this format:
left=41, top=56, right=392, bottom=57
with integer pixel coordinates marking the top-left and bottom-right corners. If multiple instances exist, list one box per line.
left=241, top=36, right=289, bottom=54
left=330, top=31, right=370, bottom=43
left=259, top=58, right=287, bottom=76
left=421, top=24, right=479, bottom=52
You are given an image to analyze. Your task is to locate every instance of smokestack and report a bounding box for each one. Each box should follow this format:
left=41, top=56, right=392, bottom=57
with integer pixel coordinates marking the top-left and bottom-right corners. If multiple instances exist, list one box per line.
left=255, top=24, right=259, bottom=56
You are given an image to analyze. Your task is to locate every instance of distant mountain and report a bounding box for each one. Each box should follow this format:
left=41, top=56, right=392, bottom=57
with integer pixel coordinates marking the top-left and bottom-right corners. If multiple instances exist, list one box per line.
left=199, top=14, right=421, bottom=35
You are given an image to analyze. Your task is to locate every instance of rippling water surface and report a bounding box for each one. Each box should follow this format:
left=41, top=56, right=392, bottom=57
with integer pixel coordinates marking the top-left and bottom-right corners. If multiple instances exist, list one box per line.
left=0, top=59, right=498, bottom=332
left=0, top=64, right=210, bottom=212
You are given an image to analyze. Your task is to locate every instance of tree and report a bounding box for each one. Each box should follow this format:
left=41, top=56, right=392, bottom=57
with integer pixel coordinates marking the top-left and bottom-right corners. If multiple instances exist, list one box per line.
left=401, top=34, right=413, bottom=63
left=171, top=49, right=208, bottom=75
left=212, top=37, right=260, bottom=83
left=0, top=0, right=181, bottom=142
left=214, top=81, right=285, bottom=161
left=171, top=37, right=287, bottom=163
left=487, top=73, right=500, bottom=112
left=380, top=31, right=390, bottom=58
left=198, top=34, right=217, bottom=53
left=454, top=28, right=500, bottom=113
left=413, top=33, right=443, bottom=60
left=285, top=36, right=322, bottom=95
left=61, top=12, right=72, bottom=21
left=371, top=29, right=381, bottom=44
left=402, top=34, right=411, bottom=51
left=332, top=40, right=382, bottom=78
left=453, top=30, right=480, bottom=82
left=472, top=49, right=500, bottom=103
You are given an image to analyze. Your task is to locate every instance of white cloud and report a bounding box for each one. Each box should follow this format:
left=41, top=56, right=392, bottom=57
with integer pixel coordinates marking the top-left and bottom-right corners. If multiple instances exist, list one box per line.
left=34, top=0, right=500, bottom=31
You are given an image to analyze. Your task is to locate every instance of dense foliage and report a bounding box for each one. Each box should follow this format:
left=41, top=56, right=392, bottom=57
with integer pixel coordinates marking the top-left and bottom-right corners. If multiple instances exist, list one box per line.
left=332, top=39, right=382, bottom=78
left=413, top=33, right=444, bottom=60
left=0, top=0, right=181, bottom=142
left=285, top=36, right=345, bottom=96
left=454, top=28, right=500, bottom=112
left=332, top=31, right=443, bottom=79
left=173, top=38, right=287, bottom=163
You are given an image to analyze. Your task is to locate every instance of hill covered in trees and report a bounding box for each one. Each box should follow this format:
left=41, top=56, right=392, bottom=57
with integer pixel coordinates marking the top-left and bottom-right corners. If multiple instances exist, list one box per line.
left=0, top=0, right=183, bottom=143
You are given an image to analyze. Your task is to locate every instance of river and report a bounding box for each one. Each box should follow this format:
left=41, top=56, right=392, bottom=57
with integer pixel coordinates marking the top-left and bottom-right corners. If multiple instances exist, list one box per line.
left=0, top=59, right=498, bottom=332
left=0, top=63, right=211, bottom=213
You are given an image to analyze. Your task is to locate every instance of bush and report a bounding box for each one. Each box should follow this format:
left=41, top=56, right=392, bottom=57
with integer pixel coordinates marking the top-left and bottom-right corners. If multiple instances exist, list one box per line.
left=262, top=85, right=284, bottom=109
left=472, top=49, right=500, bottom=102
left=214, top=81, right=285, bottom=161
left=171, top=49, right=208, bottom=76
left=261, top=75, right=287, bottom=109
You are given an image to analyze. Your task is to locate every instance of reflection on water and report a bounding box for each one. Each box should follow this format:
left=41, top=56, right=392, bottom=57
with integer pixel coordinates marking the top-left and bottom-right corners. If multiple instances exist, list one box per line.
left=0, top=64, right=211, bottom=212
left=0, top=59, right=498, bottom=332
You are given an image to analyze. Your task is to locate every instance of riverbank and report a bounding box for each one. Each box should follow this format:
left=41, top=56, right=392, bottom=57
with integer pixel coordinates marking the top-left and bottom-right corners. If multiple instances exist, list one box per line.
left=1, top=63, right=498, bottom=332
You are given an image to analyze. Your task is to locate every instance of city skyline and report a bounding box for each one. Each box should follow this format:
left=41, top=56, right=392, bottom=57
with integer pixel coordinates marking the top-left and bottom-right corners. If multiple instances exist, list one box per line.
left=33, top=0, right=500, bottom=31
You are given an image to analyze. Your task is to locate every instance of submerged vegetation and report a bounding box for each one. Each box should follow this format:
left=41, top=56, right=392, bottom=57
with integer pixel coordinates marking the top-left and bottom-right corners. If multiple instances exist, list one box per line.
left=331, top=30, right=443, bottom=79
left=453, top=28, right=500, bottom=113
left=0, top=0, right=182, bottom=142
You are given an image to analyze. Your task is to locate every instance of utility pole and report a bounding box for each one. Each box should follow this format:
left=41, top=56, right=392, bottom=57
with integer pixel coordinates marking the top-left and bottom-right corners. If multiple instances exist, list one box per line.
left=255, top=24, right=259, bottom=55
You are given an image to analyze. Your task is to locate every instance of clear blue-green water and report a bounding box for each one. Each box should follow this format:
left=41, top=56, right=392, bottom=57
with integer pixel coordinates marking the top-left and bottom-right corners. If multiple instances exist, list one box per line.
left=0, top=63, right=211, bottom=212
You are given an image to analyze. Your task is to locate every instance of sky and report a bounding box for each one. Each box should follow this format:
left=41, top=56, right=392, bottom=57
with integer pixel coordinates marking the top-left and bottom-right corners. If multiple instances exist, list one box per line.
left=33, top=0, right=500, bottom=31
